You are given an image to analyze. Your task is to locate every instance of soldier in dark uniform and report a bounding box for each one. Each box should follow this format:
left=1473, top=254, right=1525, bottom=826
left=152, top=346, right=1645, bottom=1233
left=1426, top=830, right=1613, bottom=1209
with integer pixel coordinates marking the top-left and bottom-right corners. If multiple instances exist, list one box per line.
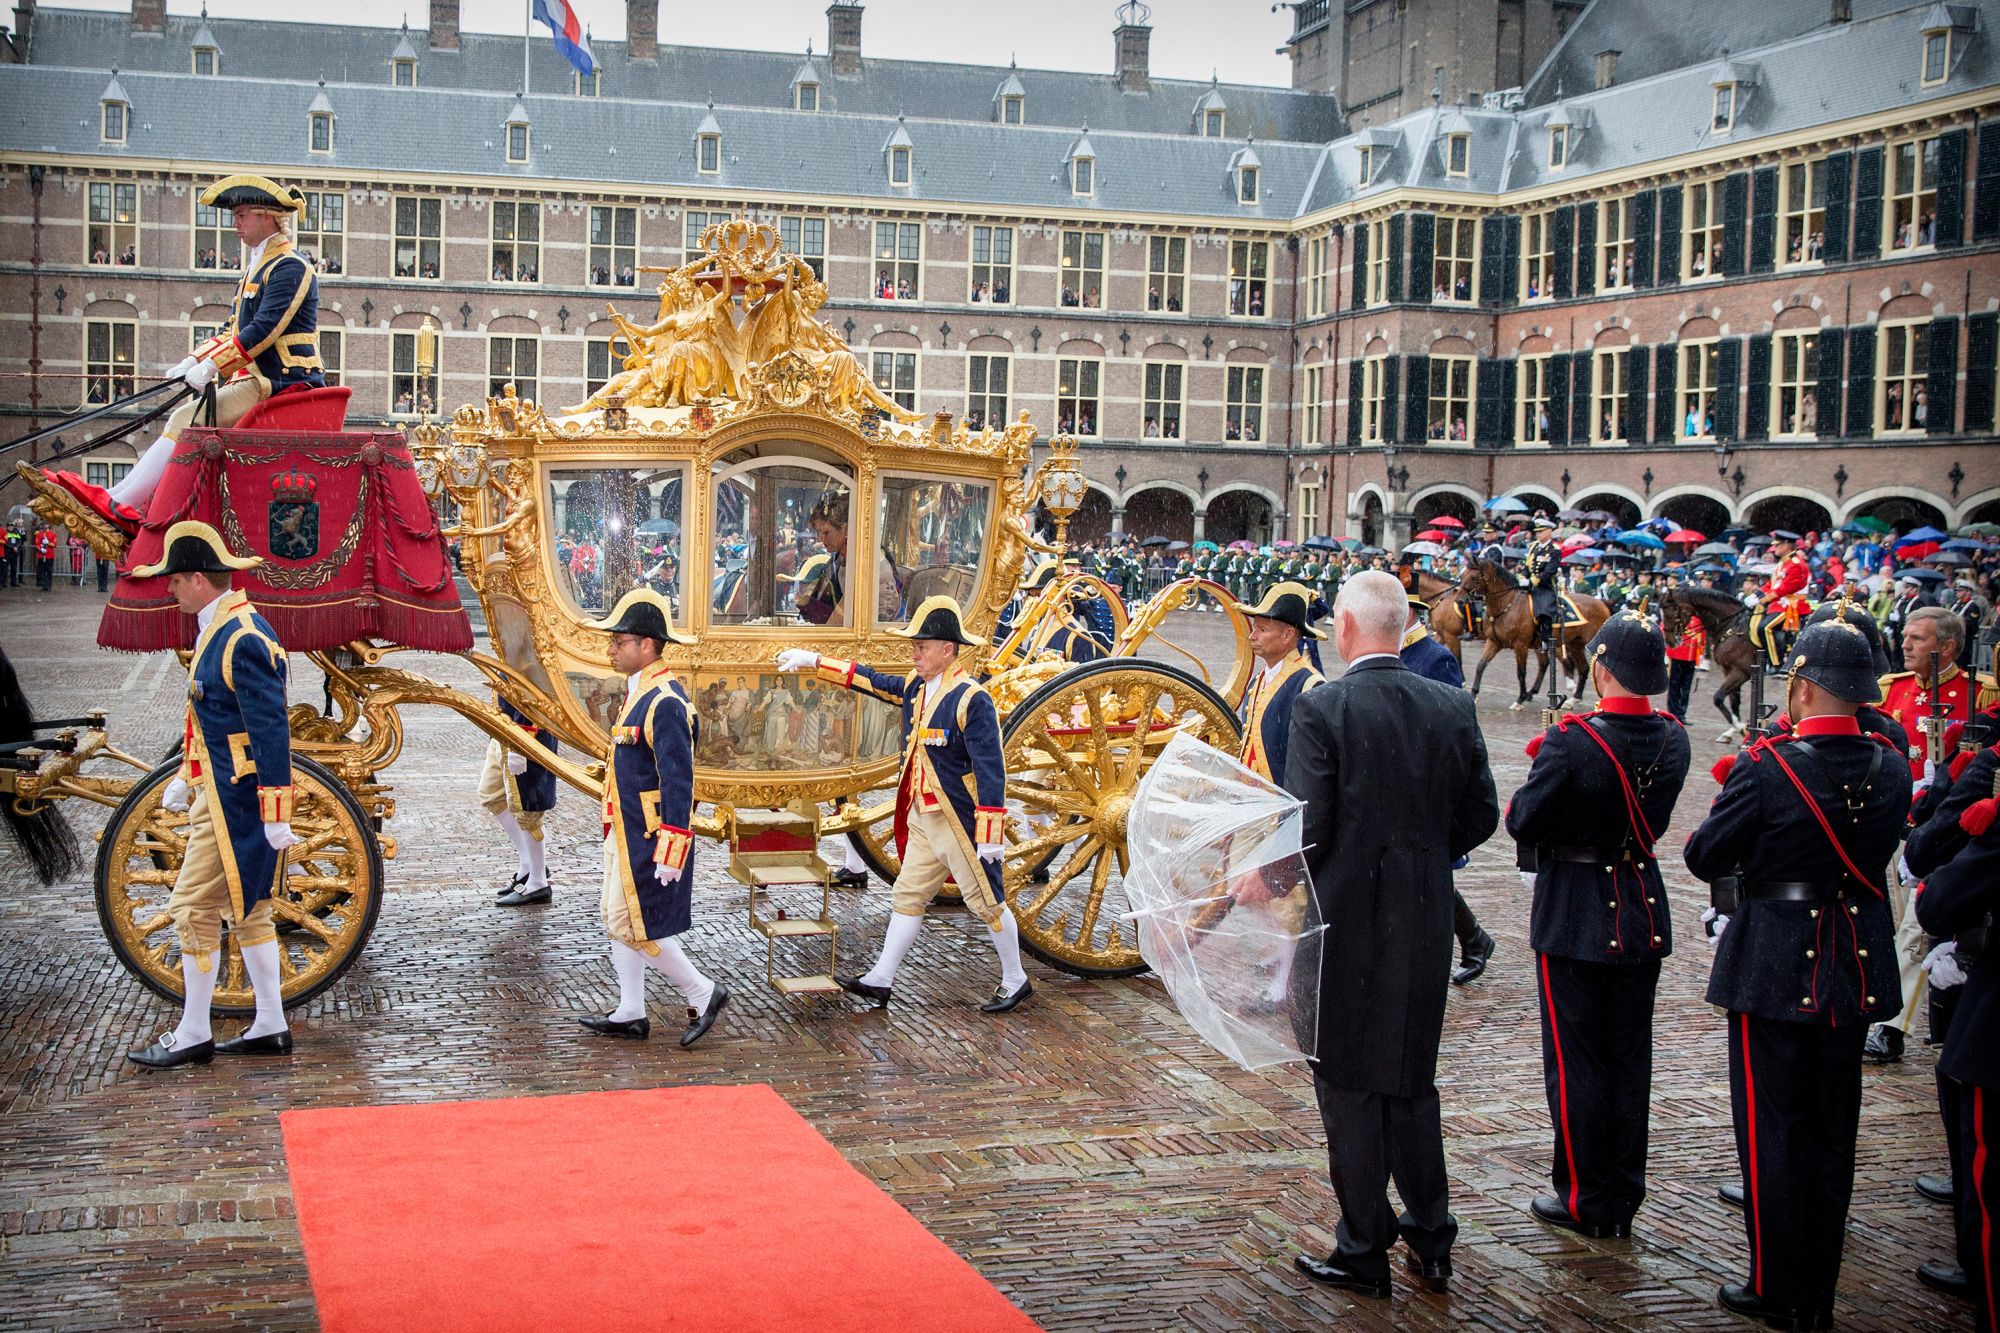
left=1685, top=620, right=1912, bottom=1330
left=1508, top=611, right=1691, bottom=1238
left=1912, top=755, right=2000, bottom=1329
left=1234, top=582, right=1325, bottom=786
left=1523, top=517, right=1564, bottom=647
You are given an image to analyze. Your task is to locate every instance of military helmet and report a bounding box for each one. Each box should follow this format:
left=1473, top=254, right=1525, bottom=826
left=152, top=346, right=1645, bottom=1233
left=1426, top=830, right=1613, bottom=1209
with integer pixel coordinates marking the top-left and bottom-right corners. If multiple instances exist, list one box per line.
left=1585, top=609, right=1669, bottom=696
left=1786, top=618, right=1882, bottom=704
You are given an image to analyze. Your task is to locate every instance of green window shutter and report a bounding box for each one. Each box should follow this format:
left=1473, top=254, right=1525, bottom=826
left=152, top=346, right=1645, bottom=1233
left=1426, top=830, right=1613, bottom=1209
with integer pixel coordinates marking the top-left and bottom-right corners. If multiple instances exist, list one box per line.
left=1851, top=146, right=1884, bottom=261
left=1926, top=315, right=1958, bottom=434
left=1934, top=128, right=1967, bottom=249
left=1749, top=168, right=1778, bottom=274
left=1820, top=151, right=1852, bottom=261
left=1744, top=334, right=1772, bottom=441
left=1815, top=328, right=1846, bottom=437
left=1632, top=190, right=1657, bottom=289
left=1720, top=172, right=1750, bottom=276
left=1655, top=185, right=1683, bottom=284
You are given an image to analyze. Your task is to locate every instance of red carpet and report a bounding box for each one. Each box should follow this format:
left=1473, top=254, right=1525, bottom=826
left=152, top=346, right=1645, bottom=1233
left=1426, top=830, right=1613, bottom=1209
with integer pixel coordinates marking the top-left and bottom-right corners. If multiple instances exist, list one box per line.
left=281, top=1084, right=1041, bottom=1333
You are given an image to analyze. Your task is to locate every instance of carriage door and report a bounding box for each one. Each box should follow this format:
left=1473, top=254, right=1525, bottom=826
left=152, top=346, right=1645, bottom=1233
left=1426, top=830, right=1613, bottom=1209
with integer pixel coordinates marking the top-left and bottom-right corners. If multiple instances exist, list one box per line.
left=874, top=474, right=995, bottom=628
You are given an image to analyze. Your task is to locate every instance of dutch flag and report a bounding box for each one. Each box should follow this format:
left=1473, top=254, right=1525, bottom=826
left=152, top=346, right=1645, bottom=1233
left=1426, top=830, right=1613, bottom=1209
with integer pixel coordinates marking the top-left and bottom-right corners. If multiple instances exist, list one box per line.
left=532, top=0, right=596, bottom=77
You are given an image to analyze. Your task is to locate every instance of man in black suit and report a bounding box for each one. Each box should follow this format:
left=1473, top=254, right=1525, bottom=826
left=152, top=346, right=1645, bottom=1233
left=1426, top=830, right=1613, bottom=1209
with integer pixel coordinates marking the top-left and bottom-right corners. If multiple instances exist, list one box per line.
left=1284, top=570, right=1500, bottom=1297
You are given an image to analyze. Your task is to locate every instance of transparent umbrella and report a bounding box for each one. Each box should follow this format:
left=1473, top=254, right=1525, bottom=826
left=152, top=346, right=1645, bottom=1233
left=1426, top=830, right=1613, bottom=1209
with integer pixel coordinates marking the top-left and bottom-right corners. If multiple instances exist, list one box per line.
left=1122, top=733, right=1325, bottom=1071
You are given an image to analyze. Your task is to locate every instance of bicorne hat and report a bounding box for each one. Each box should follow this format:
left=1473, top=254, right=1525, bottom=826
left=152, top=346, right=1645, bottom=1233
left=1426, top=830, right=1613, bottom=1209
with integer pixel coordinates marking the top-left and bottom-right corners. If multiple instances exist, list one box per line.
left=891, top=595, right=978, bottom=646
left=1233, top=581, right=1327, bottom=640
left=1023, top=557, right=1059, bottom=590
left=1585, top=609, right=1670, bottom=696
left=589, top=588, right=695, bottom=645
left=1786, top=618, right=1882, bottom=704
left=199, top=174, right=306, bottom=216
left=131, top=520, right=263, bottom=579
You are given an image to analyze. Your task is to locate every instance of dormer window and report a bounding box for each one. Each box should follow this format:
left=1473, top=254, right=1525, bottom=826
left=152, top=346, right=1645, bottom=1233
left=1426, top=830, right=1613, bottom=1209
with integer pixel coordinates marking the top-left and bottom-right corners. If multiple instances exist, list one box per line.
left=995, top=68, right=1027, bottom=125
left=1447, top=132, right=1469, bottom=176
left=504, top=100, right=530, bottom=164
left=1001, top=94, right=1024, bottom=124
left=391, top=22, right=421, bottom=86
left=889, top=145, right=911, bottom=185
left=1195, top=81, right=1227, bottom=138
left=1072, top=154, right=1094, bottom=196
left=1238, top=164, right=1259, bottom=203
left=1713, top=82, right=1736, bottom=133
left=1357, top=145, right=1375, bottom=185
left=697, top=132, right=721, bottom=174
left=1923, top=29, right=1949, bottom=82
left=1205, top=108, right=1225, bottom=137
left=796, top=80, right=819, bottom=110
left=193, top=44, right=217, bottom=76
left=102, top=101, right=127, bottom=144
left=1549, top=124, right=1569, bottom=170
left=392, top=57, right=416, bottom=85
left=310, top=111, right=334, bottom=153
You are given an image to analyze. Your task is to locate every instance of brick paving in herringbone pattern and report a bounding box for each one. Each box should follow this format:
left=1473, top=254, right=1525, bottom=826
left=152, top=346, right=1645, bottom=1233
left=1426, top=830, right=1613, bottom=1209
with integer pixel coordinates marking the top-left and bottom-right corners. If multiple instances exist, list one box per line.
left=0, top=585, right=1973, bottom=1330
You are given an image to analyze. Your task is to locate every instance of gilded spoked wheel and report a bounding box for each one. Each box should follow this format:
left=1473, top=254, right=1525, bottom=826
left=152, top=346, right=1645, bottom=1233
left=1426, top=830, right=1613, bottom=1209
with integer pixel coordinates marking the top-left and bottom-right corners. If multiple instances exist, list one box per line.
left=999, top=659, right=1242, bottom=977
left=94, top=756, right=385, bottom=1016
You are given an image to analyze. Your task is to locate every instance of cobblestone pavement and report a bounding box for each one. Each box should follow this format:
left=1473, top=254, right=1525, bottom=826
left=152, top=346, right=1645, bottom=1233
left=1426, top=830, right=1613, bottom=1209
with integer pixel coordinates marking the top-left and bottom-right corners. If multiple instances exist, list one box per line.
left=0, top=583, right=1974, bottom=1331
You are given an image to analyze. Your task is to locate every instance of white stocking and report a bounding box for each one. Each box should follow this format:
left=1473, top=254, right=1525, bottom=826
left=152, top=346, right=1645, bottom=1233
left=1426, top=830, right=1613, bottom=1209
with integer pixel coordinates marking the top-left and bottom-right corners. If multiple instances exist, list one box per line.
left=521, top=826, right=548, bottom=888
left=608, top=940, right=648, bottom=1021
left=108, top=433, right=177, bottom=509
left=644, top=936, right=715, bottom=1012
left=173, top=949, right=218, bottom=1046
left=989, top=906, right=1029, bottom=991
left=239, top=939, right=288, bottom=1037
left=860, top=910, right=924, bottom=989
left=494, top=811, right=533, bottom=877
left=842, top=841, right=868, bottom=876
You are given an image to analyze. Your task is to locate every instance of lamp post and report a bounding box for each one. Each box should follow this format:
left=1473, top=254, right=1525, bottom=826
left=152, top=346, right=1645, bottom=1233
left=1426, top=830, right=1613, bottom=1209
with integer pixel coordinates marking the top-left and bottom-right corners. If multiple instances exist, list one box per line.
left=1036, top=433, right=1088, bottom=550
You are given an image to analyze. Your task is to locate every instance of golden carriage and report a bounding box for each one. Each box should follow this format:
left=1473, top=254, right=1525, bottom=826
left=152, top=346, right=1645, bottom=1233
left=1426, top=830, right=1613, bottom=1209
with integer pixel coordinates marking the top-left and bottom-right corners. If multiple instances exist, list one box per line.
left=4, top=218, right=1256, bottom=1011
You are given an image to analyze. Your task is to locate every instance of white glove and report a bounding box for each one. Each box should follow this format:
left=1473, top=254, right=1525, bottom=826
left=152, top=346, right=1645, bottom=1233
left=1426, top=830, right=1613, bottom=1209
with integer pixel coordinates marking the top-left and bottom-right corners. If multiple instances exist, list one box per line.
left=183, top=358, right=220, bottom=391
left=1701, top=905, right=1729, bottom=940
left=1898, top=852, right=1918, bottom=890
left=775, top=648, right=819, bottom=673
left=167, top=355, right=198, bottom=380
left=977, top=841, right=1004, bottom=862
left=1519, top=870, right=1537, bottom=892
left=1922, top=941, right=1967, bottom=990
left=263, top=822, right=299, bottom=851
left=160, top=777, right=191, bottom=813
left=505, top=752, right=528, bottom=775
left=1923, top=760, right=1939, bottom=785
left=655, top=862, right=677, bottom=885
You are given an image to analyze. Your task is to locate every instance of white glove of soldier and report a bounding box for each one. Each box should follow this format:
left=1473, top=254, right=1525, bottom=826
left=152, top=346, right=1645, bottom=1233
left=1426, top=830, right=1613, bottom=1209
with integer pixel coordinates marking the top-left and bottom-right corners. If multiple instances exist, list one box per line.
left=167, top=355, right=199, bottom=381
left=655, top=863, right=677, bottom=886
left=505, top=752, right=529, bottom=775
left=1701, top=905, right=1729, bottom=940
left=1898, top=852, right=1918, bottom=890
left=1922, top=941, right=1967, bottom=990
left=263, top=822, right=300, bottom=851
left=184, top=358, right=220, bottom=391
left=160, top=777, right=191, bottom=813
left=775, top=648, right=819, bottom=673
left=977, top=842, right=1004, bottom=862
left=1518, top=870, right=1537, bottom=892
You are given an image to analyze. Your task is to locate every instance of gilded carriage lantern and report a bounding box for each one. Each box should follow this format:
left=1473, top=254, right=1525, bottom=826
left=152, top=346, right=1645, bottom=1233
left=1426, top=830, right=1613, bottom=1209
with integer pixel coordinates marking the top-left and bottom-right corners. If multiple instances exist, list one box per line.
left=14, top=216, right=1261, bottom=1005
left=1036, top=434, right=1087, bottom=549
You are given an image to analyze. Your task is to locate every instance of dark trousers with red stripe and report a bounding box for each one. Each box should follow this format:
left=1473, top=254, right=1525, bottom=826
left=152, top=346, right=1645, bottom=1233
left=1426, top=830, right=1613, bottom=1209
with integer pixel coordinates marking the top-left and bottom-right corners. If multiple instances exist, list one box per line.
left=1956, top=1081, right=1999, bottom=1333
left=1935, top=984, right=1964, bottom=1196
left=1537, top=953, right=1660, bottom=1224
left=1728, top=1013, right=1868, bottom=1317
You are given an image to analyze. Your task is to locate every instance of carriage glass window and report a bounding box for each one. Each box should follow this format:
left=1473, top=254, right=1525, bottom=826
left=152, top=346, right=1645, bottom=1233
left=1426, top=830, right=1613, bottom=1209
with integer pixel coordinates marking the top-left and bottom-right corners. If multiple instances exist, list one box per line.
left=874, top=475, right=993, bottom=627
left=545, top=464, right=686, bottom=620
left=709, top=443, right=856, bottom=627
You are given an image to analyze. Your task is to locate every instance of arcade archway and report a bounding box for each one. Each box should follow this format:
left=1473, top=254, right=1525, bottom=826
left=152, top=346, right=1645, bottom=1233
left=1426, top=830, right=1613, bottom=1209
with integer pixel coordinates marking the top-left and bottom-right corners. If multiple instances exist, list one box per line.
left=1123, top=486, right=1196, bottom=544
left=1206, top=490, right=1274, bottom=546
left=1744, top=493, right=1833, bottom=535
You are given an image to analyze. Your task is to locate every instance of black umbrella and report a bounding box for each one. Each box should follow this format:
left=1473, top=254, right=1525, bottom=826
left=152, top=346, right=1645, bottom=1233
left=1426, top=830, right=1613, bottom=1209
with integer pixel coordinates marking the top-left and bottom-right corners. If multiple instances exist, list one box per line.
left=1357, top=545, right=1386, bottom=556
left=1303, top=535, right=1339, bottom=550
left=1693, top=541, right=1737, bottom=558
left=1556, top=507, right=1586, bottom=520
left=1584, top=509, right=1618, bottom=523
left=1902, top=567, right=1947, bottom=584
left=1927, top=550, right=1971, bottom=567
left=1141, top=535, right=1173, bottom=547
left=1562, top=553, right=1598, bottom=566
left=1167, top=540, right=1190, bottom=551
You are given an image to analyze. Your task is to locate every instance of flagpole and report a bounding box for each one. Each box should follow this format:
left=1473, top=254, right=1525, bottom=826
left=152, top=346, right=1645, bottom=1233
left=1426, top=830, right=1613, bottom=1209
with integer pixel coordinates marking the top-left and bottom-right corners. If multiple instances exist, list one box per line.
left=523, top=0, right=531, bottom=96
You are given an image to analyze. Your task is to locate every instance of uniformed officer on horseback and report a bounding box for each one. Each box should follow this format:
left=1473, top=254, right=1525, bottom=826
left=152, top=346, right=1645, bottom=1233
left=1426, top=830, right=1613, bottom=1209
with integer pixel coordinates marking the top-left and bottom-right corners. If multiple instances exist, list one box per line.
left=1523, top=517, right=1564, bottom=648
left=1684, top=618, right=1912, bottom=1330
left=1749, top=531, right=1813, bottom=670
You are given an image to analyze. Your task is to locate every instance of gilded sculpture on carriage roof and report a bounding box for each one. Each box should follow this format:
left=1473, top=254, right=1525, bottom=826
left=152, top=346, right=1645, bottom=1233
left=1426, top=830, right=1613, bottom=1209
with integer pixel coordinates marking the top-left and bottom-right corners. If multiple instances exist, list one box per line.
left=566, top=219, right=920, bottom=425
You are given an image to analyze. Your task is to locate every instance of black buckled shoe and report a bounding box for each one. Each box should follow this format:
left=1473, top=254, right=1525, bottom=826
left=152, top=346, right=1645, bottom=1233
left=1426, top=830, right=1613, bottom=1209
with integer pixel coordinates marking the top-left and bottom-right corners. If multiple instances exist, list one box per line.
left=680, top=984, right=729, bottom=1049
left=1451, top=930, right=1495, bottom=985
left=1915, top=1173, right=1955, bottom=1204
left=495, top=871, right=528, bottom=901
left=1718, top=1282, right=1812, bottom=1331
left=980, top=979, right=1033, bottom=1013
left=126, top=1033, right=215, bottom=1069
left=1405, top=1252, right=1451, bottom=1288
left=1862, top=1025, right=1904, bottom=1063
left=215, top=1028, right=293, bottom=1055
left=497, top=879, right=552, bottom=907
left=830, top=867, right=870, bottom=890
left=1530, top=1194, right=1631, bottom=1239
left=835, top=973, right=892, bottom=1007
left=578, top=1014, right=650, bottom=1039
left=1718, top=1181, right=1746, bottom=1209
left=1916, top=1261, right=1972, bottom=1301
left=1292, top=1253, right=1391, bottom=1298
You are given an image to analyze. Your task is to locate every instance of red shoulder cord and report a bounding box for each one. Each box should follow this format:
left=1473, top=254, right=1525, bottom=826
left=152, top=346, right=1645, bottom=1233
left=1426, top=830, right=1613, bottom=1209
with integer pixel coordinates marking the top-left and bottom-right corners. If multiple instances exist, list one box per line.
left=1564, top=717, right=1659, bottom=856
left=1754, top=739, right=1885, bottom=899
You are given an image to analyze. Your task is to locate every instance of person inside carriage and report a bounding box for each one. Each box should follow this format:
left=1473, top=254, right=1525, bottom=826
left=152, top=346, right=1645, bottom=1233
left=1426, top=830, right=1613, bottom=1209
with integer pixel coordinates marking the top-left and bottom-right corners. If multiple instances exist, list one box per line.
left=795, top=490, right=898, bottom=628
left=1748, top=530, right=1812, bottom=670
left=32, top=174, right=324, bottom=539
left=1522, top=516, right=1565, bottom=647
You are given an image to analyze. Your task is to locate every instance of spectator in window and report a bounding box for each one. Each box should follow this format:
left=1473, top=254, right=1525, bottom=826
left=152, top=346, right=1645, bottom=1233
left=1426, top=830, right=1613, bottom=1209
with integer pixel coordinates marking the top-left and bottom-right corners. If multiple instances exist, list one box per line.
left=1428, top=419, right=1445, bottom=441
left=1164, top=416, right=1179, bottom=437
left=1527, top=277, right=1540, bottom=299
left=395, top=391, right=413, bottom=414
left=1079, top=411, right=1095, bottom=435
left=1144, top=416, right=1159, bottom=438
left=323, top=254, right=341, bottom=274
left=1249, top=291, right=1264, bottom=315
left=519, top=264, right=536, bottom=281
left=897, top=279, right=912, bottom=300
left=1166, top=293, right=1181, bottom=312
left=1061, top=286, right=1078, bottom=307
left=1920, top=210, right=1935, bottom=245
left=494, top=262, right=511, bottom=281
left=1886, top=382, right=1904, bottom=430
left=971, top=282, right=986, bottom=302
left=1685, top=405, right=1701, bottom=437
left=1603, top=410, right=1616, bottom=439
left=1433, top=280, right=1451, bottom=302
left=1703, top=406, right=1715, bottom=435
left=1690, top=249, right=1707, bottom=277
left=993, top=282, right=1009, bottom=302
left=1227, top=422, right=1242, bottom=441
left=617, top=265, right=635, bottom=286
left=1798, top=389, right=1817, bottom=432
left=1808, top=230, right=1823, bottom=260
left=1912, top=383, right=1928, bottom=427
left=1537, top=405, right=1550, bottom=438
left=417, top=391, right=434, bottom=414
left=1147, top=286, right=1161, bottom=310
left=118, top=245, right=136, bottom=266
left=92, top=248, right=110, bottom=264
left=1451, top=416, right=1467, bottom=441
left=1620, top=257, right=1633, bottom=286
left=1087, top=287, right=1101, bottom=309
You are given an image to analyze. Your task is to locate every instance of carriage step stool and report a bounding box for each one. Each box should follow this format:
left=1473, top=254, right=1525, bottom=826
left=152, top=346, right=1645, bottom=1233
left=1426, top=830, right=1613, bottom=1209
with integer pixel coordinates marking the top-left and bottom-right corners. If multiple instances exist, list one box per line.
left=726, top=805, right=842, bottom=996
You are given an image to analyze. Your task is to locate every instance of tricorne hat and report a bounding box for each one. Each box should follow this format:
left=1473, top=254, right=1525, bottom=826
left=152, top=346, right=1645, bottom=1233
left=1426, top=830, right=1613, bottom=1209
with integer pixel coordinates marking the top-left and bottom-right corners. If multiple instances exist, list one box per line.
left=131, top=520, right=263, bottom=578
left=1233, top=581, right=1327, bottom=640
left=1786, top=618, right=1882, bottom=705
left=891, top=595, right=977, bottom=646
left=199, top=174, right=306, bottom=216
left=589, top=588, right=695, bottom=644
left=1585, top=609, right=1670, bottom=696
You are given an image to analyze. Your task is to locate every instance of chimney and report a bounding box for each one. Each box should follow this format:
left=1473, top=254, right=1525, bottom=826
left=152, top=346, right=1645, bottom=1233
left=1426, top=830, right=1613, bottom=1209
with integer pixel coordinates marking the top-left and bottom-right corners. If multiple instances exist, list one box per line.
left=1114, top=1, right=1151, bottom=93
left=429, top=0, right=459, bottom=51
left=8, top=0, right=33, bottom=60
left=131, top=0, right=163, bottom=35
left=1592, top=49, right=1619, bottom=89
left=826, top=3, right=862, bottom=75
left=627, top=0, right=657, bottom=60
left=1831, top=0, right=1851, bottom=21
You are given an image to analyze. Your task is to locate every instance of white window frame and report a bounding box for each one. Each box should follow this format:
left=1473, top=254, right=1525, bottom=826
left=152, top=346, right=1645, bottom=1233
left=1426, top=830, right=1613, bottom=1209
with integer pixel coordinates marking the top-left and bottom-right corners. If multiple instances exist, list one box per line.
left=1426, top=355, right=1472, bottom=443
left=873, top=220, right=921, bottom=301
left=1303, top=364, right=1324, bottom=445
left=1522, top=210, right=1553, bottom=301
left=87, top=181, right=138, bottom=267
left=1600, top=196, right=1635, bottom=291
left=1713, top=83, right=1736, bottom=134
left=966, top=353, right=1009, bottom=431
left=83, top=319, right=136, bottom=405
left=1296, top=482, right=1322, bottom=542
left=1365, top=218, right=1390, bottom=306
left=1877, top=320, right=1931, bottom=435
left=696, top=132, right=720, bottom=175
left=393, top=57, right=418, bottom=87
left=888, top=145, right=912, bottom=187
left=1518, top=354, right=1552, bottom=446
left=585, top=335, right=633, bottom=398
left=488, top=334, right=539, bottom=402
left=1226, top=365, right=1266, bottom=442
left=310, top=110, right=335, bottom=155
left=1002, top=94, right=1024, bottom=125
left=1591, top=348, right=1628, bottom=444
left=1772, top=329, right=1819, bottom=439
left=1886, top=135, right=1941, bottom=253
left=869, top=349, right=919, bottom=412
left=192, top=45, right=217, bottom=76
left=504, top=120, right=529, bottom=165
left=795, top=80, right=819, bottom=111
left=1204, top=107, right=1224, bottom=138
left=393, top=194, right=443, bottom=280
left=1922, top=30, right=1952, bottom=86
left=1057, top=358, right=1102, bottom=438
left=1685, top=179, right=1723, bottom=280
left=1060, top=230, right=1105, bottom=310
left=1143, top=362, right=1183, bottom=440
left=1146, top=234, right=1186, bottom=313
left=298, top=190, right=344, bottom=272
left=1431, top=216, right=1477, bottom=305
left=1360, top=354, right=1388, bottom=444
left=390, top=330, right=440, bottom=417
left=1228, top=239, right=1269, bottom=318
left=490, top=199, right=541, bottom=284
left=590, top=204, right=639, bottom=286
left=574, top=69, right=599, bottom=96
left=1071, top=155, right=1095, bottom=197
left=777, top=214, right=827, bottom=281
left=317, top=328, right=343, bottom=387
left=1548, top=125, right=1568, bottom=171
left=1306, top=233, right=1329, bottom=317
left=1446, top=133, right=1469, bottom=177
left=1779, top=160, right=1825, bottom=268
left=1238, top=165, right=1259, bottom=204
left=101, top=100, right=126, bottom=145
left=1679, top=339, right=1721, bottom=441
left=191, top=201, right=241, bottom=272
left=969, top=224, right=1013, bottom=304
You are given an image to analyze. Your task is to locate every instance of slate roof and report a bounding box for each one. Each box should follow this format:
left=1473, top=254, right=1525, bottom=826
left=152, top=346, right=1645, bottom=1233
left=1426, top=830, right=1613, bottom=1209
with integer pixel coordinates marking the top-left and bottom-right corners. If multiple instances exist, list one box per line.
left=16, top=6, right=1345, bottom=144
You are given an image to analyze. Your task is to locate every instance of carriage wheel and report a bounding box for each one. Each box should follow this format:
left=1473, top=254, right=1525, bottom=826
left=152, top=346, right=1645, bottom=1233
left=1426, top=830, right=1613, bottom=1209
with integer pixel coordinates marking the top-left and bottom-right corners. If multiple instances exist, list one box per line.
left=998, top=659, right=1242, bottom=978
left=94, top=755, right=385, bottom=1016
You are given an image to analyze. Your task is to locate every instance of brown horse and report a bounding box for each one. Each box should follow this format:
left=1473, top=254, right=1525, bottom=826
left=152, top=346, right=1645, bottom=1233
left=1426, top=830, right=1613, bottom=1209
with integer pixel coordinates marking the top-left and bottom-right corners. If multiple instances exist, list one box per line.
left=1409, top=569, right=1473, bottom=661
left=1659, top=584, right=1765, bottom=741
left=1458, top=557, right=1610, bottom=708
